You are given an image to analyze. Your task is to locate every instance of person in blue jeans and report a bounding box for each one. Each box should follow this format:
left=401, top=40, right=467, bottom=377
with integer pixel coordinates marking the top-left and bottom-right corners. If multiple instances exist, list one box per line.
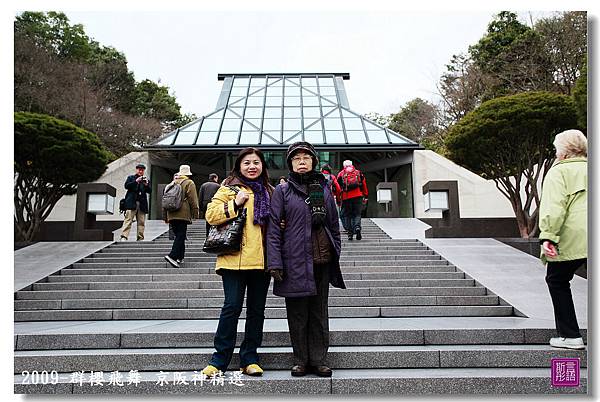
left=201, top=147, right=274, bottom=377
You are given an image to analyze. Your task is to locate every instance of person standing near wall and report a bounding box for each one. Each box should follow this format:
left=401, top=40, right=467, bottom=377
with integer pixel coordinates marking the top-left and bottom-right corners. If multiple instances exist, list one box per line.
left=337, top=160, right=368, bottom=240
left=199, top=173, right=221, bottom=236
left=120, top=163, right=152, bottom=241
left=163, top=165, right=200, bottom=268
left=539, top=129, right=587, bottom=350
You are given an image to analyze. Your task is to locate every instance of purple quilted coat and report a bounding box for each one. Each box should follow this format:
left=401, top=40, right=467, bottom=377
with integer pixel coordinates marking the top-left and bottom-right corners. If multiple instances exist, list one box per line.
left=267, top=175, right=345, bottom=297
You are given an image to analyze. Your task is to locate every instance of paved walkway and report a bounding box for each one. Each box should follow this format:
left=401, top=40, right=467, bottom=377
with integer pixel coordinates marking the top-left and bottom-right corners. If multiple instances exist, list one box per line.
left=14, top=242, right=112, bottom=292
left=370, top=218, right=430, bottom=240
left=421, top=238, right=587, bottom=324
left=370, top=218, right=587, bottom=327
left=111, top=219, right=169, bottom=242
left=14, top=220, right=169, bottom=291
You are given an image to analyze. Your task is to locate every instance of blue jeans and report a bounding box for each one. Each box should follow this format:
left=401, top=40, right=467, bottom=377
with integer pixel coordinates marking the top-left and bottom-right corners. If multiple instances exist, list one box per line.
left=339, top=204, right=350, bottom=231
left=209, top=269, right=271, bottom=371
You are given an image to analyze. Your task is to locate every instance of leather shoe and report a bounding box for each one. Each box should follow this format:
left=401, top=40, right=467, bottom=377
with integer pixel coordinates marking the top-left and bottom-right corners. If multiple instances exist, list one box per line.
left=291, top=365, right=307, bottom=377
left=311, top=365, right=332, bottom=377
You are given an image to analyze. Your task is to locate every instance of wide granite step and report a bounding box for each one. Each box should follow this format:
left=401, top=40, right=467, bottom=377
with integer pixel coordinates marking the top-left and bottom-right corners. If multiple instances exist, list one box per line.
left=41, top=278, right=474, bottom=289
left=13, top=325, right=589, bottom=350
left=13, top=344, right=586, bottom=373
left=54, top=270, right=464, bottom=281
left=18, top=286, right=489, bottom=299
left=14, top=367, right=587, bottom=394
left=59, top=266, right=459, bottom=275
left=14, top=305, right=514, bottom=321
left=88, top=250, right=437, bottom=259
left=69, top=259, right=450, bottom=269
left=15, top=294, right=500, bottom=311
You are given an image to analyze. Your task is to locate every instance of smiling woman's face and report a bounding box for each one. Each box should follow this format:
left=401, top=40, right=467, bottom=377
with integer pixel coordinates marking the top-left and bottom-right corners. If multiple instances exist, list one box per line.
left=239, top=153, right=263, bottom=180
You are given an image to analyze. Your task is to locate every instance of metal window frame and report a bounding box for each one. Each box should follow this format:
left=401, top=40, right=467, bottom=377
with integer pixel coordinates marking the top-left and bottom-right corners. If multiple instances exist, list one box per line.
left=148, top=73, right=421, bottom=150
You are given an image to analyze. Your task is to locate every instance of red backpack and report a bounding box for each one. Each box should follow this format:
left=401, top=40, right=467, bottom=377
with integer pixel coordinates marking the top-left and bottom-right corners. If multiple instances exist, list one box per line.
left=342, top=169, right=362, bottom=191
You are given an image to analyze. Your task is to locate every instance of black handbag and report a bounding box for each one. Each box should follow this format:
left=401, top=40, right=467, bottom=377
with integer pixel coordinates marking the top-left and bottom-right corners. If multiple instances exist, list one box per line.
left=202, top=186, right=247, bottom=255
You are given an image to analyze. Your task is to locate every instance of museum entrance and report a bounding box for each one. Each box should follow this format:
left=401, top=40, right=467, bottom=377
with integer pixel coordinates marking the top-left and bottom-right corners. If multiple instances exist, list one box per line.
left=146, top=149, right=414, bottom=219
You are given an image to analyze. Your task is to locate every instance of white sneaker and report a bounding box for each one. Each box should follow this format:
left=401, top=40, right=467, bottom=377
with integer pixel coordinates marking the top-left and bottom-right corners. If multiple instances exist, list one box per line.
left=550, top=337, right=585, bottom=350
left=164, top=255, right=180, bottom=268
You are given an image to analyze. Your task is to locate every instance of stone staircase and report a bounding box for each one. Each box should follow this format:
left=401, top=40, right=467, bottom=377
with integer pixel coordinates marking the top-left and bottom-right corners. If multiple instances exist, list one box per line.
left=14, top=219, right=587, bottom=394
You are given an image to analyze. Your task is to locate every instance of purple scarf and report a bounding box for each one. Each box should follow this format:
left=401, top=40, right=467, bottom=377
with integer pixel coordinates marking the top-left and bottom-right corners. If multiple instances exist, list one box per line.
left=240, top=177, right=271, bottom=226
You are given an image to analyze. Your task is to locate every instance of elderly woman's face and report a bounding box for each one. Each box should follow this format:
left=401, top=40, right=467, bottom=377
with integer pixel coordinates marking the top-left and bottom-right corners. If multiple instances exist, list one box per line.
left=291, top=151, right=313, bottom=173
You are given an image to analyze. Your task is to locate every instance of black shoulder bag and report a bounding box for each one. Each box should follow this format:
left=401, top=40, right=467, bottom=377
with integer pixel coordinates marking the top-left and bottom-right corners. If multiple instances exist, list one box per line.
left=202, top=186, right=247, bottom=255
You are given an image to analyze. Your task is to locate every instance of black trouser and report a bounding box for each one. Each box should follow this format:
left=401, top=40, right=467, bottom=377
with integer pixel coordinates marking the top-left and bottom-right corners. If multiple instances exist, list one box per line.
left=341, top=197, right=363, bottom=234
left=545, top=258, right=586, bottom=338
left=284, top=263, right=330, bottom=366
left=168, top=220, right=188, bottom=261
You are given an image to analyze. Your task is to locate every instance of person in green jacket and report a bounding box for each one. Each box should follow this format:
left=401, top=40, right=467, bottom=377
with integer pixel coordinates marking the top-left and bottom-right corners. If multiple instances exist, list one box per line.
left=539, top=129, right=587, bottom=350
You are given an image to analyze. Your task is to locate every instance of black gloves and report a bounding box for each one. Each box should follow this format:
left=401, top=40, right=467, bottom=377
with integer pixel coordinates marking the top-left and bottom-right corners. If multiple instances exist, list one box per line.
left=270, top=269, right=284, bottom=282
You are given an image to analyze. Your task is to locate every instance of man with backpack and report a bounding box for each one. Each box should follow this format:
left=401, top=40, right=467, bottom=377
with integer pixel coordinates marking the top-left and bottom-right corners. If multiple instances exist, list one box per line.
left=162, top=164, right=200, bottom=268
left=119, top=163, right=152, bottom=241
left=337, top=160, right=368, bottom=240
left=198, top=173, right=221, bottom=236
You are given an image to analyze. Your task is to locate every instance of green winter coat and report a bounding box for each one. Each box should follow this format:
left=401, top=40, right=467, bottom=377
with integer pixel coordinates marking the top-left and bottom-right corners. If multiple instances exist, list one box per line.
left=163, top=176, right=200, bottom=223
left=539, top=157, right=587, bottom=264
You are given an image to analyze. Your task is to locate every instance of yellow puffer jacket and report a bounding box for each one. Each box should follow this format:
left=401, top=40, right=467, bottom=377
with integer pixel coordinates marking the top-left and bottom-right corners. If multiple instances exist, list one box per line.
left=205, top=183, right=266, bottom=272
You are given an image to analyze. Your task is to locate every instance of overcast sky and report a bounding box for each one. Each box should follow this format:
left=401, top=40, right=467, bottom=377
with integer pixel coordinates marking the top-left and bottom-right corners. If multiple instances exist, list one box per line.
left=61, top=10, right=557, bottom=118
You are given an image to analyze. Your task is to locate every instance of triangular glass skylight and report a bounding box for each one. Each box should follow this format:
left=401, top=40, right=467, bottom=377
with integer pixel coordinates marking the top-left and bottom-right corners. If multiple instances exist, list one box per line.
left=150, top=74, right=419, bottom=147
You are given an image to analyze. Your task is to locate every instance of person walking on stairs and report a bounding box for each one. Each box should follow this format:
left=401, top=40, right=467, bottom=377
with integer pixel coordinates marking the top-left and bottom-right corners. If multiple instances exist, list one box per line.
left=201, top=147, right=274, bottom=377
left=539, top=129, right=587, bottom=350
left=162, top=165, right=199, bottom=268
left=267, top=141, right=346, bottom=378
left=119, top=163, right=152, bottom=241
left=198, top=173, right=221, bottom=236
left=337, top=160, right=368, bottom=240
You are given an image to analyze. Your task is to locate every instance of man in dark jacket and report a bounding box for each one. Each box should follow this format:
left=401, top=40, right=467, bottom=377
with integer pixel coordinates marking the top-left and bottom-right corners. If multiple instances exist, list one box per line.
left=198, top=173, right=221, bottom=236
left=119, top=163, right=152, bottom=241
left=267, top=141, right=345, bottom=378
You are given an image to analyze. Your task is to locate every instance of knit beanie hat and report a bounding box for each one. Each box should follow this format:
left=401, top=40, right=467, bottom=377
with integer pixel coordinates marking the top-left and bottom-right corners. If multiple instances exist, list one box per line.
left=286, top=141, right=319, bottom=170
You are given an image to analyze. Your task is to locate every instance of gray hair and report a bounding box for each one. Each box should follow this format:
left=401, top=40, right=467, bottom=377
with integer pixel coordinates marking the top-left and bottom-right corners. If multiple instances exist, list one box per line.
left=553, top=129, right=587, bottom=159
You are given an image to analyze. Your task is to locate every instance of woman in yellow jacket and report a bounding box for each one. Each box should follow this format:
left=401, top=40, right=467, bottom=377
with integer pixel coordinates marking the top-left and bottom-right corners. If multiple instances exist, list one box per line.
left=202, top=147, right=274, bottom=377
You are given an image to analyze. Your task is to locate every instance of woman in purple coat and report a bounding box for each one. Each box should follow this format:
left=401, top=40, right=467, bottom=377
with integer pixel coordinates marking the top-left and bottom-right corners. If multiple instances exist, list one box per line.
left=267, top=141, right=345, bottom=377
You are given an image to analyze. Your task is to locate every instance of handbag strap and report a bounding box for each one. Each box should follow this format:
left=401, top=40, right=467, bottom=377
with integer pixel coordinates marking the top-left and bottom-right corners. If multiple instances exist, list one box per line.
left=225, top=185, right=241, bottom=195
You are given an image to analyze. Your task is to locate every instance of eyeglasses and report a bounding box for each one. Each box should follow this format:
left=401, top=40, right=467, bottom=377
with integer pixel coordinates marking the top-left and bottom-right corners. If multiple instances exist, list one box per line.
left=291, top=156, right=312, bottom=163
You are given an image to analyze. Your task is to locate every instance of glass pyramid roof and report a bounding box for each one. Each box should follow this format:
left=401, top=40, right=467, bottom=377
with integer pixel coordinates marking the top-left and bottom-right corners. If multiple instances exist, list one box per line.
left=149, top=73, right=420, bottom=150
